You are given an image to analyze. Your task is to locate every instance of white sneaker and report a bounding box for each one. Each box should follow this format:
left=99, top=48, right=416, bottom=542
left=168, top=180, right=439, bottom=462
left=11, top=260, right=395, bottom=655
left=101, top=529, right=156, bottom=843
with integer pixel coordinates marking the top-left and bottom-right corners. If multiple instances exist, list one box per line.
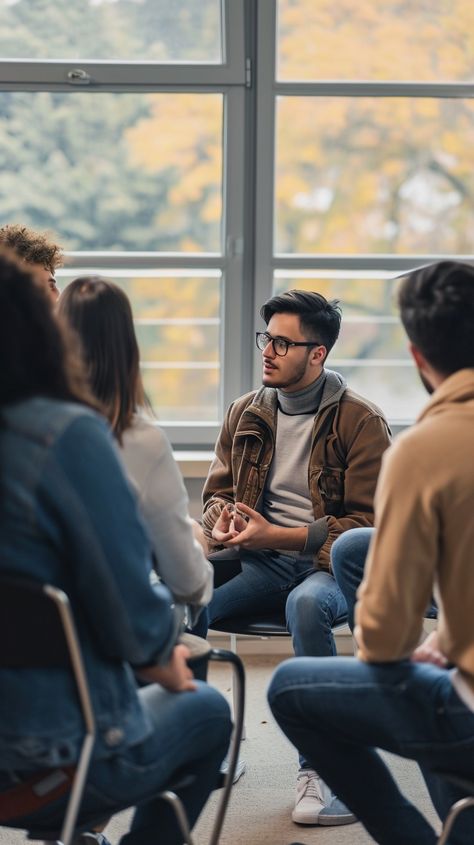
left=219, top=754, right=246, bottom=783
left=292, top=769, right=356, bottom=826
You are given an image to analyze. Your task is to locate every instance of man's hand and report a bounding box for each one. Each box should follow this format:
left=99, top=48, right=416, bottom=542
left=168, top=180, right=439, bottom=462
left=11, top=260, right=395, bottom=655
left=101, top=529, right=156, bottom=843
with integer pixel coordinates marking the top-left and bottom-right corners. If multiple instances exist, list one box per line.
left=212, top=502, right=308, bottom=551
left=221, top=502, right=275, bottom=549
left=212, top=503, right=246, bottom=545
left=411, top=630, right=447, bottom=668
left=136, top=644, right=197, bottom=692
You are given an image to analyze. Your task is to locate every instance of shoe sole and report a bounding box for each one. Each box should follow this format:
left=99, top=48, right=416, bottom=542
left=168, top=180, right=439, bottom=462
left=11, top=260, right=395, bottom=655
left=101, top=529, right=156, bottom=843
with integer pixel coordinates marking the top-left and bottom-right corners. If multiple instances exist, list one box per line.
left=292, top=812, right=357, bottom=826
left=318, top=814, right=357, bottom=826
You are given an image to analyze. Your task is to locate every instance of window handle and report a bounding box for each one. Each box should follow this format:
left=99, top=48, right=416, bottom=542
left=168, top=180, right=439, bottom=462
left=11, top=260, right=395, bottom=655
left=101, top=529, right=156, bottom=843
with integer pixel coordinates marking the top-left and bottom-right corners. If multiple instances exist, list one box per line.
left=67, top=68, right=92, bottom=85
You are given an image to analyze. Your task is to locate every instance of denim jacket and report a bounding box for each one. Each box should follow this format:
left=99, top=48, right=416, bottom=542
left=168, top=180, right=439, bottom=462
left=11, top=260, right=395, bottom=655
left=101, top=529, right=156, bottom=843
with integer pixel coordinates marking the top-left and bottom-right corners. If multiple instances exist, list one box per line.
left=0, top=398, right=181, bottom=770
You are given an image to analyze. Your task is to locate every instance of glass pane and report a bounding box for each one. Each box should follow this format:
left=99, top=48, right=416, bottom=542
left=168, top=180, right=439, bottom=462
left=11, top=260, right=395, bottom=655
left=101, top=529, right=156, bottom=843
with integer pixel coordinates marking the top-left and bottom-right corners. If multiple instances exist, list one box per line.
left=59, top=270, right=221, bottom=422
left=328, top=363, right=425, bottom=423
left=277, top=0, right=474, bottom=82
left=0, top=92, right=223, bottom=252
left=274, top=272, right=400, bottom=316
left=0, top=0, right=222, bottom=62
left=274, top=271, right=426, bottom=421
left=275, top=97, right=474, bottom=255
left=142, top=367, right=219, bottom=423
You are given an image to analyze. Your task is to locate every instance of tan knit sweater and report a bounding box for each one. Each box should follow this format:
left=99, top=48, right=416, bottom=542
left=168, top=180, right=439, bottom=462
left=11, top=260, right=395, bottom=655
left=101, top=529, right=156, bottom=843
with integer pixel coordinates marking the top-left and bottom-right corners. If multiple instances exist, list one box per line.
left=355, top=369, right=474, bottom=692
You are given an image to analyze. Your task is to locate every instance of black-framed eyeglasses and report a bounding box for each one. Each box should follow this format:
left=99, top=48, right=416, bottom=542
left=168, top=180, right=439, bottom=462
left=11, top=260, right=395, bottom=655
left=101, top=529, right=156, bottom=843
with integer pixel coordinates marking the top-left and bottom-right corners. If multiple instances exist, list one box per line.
left=256, top=331, right=322, bottom=357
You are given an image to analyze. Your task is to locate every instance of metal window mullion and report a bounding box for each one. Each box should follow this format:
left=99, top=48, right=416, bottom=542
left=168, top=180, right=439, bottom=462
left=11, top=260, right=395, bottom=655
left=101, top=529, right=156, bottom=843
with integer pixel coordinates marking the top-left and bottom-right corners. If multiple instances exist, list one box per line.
left=253, top=0, right=277, bottom=387
left=273, top=81, right=474, bottom=98
left=221, top=86, right=248, bottom=412
left=0, top=64, right=245, bottom=91
left=272, top=255, right=474, bottom=272
left=222, top=0, right=246, bottom=76
left=0, top=79, right=245, bottom=96
left=59, top=253, right=225, bottom=271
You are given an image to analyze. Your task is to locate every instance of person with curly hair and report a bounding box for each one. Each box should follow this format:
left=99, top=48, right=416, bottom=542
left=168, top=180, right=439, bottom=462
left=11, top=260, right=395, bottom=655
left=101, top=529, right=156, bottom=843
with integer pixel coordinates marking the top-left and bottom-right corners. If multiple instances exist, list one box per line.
left=0, top=223, right=63, bottom=301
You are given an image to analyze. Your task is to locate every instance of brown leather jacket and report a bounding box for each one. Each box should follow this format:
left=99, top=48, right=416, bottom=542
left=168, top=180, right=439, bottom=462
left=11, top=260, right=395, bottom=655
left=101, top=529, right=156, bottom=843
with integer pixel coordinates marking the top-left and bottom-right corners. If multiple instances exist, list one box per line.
left=202, top=372, right=391, bottom=570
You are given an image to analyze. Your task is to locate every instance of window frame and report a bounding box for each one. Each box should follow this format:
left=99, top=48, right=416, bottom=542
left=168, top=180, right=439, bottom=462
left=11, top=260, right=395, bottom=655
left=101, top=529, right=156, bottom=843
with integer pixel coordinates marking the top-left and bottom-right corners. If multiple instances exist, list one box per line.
left=0, top=0, right=251, bottom=447
left=2, top=0, right=474, bottom=444
left=253, top=0, right=474, bottom=403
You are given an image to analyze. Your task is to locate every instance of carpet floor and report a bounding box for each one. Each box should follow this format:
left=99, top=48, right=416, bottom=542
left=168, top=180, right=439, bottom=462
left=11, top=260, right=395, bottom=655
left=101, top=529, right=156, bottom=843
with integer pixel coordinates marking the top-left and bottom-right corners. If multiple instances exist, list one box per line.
left=0, top=654, right=439, bottom=844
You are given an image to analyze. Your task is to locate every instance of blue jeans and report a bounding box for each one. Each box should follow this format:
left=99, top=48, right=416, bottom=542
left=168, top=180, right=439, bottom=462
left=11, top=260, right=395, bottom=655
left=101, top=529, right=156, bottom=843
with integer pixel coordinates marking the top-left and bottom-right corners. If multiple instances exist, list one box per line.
left=268, top=657, right=474, bottom=844
left=331, top=528, right=437, bottom=631
left=207, top=549, right=347, bottom=769
left=331, top=527, right=375, bottom=630
left=2, top=682, right=231, bottom=845
left=208, top=550, right=348, bottom=658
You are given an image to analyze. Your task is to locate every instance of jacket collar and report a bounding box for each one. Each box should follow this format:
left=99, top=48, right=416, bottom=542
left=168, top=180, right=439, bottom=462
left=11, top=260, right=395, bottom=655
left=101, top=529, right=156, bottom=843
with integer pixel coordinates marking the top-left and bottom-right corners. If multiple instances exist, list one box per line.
left=250, top=368, right=347, bottom=422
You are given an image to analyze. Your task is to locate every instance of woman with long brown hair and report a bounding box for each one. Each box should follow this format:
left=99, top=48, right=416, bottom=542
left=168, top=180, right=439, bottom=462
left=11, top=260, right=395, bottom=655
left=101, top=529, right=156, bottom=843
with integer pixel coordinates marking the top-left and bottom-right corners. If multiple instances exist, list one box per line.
left=58, top=276, right=212, bottom=627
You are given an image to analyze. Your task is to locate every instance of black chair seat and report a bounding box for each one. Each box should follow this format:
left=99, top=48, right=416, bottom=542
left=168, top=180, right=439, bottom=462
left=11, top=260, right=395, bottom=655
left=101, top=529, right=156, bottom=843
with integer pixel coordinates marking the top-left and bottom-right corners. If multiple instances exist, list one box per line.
left=211, top=614, right=289, bottom=637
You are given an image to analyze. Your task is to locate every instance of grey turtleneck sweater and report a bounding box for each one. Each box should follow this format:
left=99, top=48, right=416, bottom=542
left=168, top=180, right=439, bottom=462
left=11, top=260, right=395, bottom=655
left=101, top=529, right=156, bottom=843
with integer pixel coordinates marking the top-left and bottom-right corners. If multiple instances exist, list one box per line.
left=261, top=370, right=326, bottom=550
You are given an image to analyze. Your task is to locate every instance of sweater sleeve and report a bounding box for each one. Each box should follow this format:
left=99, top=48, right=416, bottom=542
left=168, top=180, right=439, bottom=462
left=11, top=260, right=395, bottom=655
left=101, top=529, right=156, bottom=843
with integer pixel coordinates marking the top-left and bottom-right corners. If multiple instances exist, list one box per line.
left=202, top=404, right=237, bottom=547
left=354, top=435, right=437, bottom=662
left=134, top=426, right=213, bottom=606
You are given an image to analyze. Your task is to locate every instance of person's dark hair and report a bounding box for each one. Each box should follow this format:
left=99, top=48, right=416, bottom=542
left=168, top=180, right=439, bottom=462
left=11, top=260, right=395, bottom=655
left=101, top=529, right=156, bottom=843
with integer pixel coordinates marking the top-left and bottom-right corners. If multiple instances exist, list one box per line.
left=0, top=253, right=95, bottom=410
left=260, top=289, right=342, bottom=359
left=58, top=276, right=147, bottom=441
left=398, top=261, right=474, bottom=375
left=0, top=223, right=63, bottom=272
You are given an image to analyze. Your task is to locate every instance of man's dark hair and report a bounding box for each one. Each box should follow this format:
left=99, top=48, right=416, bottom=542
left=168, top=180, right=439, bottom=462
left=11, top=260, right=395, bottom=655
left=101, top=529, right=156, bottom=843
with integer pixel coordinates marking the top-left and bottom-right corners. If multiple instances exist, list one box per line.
left=260, top=289, right=342, bottom=357
left=398, top=261, right=474, bottom=375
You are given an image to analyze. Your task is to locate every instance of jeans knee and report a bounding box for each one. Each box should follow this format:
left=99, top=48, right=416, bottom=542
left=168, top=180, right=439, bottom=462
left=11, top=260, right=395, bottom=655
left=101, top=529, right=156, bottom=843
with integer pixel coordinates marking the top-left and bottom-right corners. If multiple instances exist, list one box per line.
left=287, top=587, right=323, bottom=617
left=286, top=587, right=328, bottom=640
left=331, top=528, right=373, bottom=583
left=267, top=659, right=296, bottom=714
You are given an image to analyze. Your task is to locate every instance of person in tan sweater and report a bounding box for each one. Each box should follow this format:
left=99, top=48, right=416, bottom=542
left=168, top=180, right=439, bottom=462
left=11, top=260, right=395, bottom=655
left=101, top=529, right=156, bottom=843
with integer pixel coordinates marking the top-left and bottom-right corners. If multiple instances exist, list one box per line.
left=268, top=260, right=474, bottom=845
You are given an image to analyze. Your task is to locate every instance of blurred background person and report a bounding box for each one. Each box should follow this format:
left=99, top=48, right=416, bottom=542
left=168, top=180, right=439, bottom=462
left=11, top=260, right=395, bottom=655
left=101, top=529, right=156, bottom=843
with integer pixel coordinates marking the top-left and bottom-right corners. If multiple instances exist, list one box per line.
left=0, top=222, right=62, bottom=301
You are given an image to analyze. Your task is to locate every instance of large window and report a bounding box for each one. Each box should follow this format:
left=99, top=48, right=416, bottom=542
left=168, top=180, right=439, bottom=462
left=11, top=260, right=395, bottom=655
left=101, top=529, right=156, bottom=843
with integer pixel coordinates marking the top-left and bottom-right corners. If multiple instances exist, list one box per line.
left=254, top=0, right=474, bottom=425
left=0, top=0, right=246, bottom=444
left=1, top=0, right=473, bottom=441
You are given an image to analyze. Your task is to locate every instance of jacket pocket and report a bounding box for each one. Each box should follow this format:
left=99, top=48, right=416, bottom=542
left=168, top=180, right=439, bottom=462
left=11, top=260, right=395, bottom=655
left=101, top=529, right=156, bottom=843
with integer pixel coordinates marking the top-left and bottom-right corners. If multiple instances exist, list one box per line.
left=232, top=433, right=266, bottom=504
left=312, top=467, right=345, bottom=517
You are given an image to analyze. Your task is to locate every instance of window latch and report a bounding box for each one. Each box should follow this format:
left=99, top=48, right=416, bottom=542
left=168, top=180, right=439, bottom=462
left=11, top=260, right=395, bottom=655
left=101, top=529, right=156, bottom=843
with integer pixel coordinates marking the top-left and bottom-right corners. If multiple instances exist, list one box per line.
left=67, top=68, right=92, bottom=86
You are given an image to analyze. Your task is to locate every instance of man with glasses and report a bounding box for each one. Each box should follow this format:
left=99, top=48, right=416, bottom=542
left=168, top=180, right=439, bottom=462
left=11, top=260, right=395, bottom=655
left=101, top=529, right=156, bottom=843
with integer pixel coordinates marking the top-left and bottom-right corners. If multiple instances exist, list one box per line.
left=202, top=289, right=391, bottom=827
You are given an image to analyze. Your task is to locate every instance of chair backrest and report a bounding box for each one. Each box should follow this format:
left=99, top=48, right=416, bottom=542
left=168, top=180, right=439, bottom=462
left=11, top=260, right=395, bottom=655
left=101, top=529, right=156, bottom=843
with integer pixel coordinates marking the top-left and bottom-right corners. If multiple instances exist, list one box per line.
left=0, top=574, right=96, bottom=845
left=0, top=575, right=71, bottom=667
left=0, top=572, right=95, bottom=734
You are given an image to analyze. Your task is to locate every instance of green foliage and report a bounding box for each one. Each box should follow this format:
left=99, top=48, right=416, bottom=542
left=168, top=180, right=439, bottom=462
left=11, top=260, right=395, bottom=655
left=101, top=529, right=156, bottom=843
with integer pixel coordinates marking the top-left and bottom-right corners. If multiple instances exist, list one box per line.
left=0, top=0, right=220, bottom=61
left=0, top=1, right=222, bottom=251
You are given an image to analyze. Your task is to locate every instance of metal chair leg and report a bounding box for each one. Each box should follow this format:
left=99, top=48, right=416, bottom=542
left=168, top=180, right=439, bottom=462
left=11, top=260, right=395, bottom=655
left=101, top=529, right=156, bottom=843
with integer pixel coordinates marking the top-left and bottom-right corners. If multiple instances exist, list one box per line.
left=159, top=790, right=195, bottom=845
left=208, top=649, right=245, bottom=845
left=222, top=632, right=246, bottom=741
left=437, top=796, right=474, bottom=845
